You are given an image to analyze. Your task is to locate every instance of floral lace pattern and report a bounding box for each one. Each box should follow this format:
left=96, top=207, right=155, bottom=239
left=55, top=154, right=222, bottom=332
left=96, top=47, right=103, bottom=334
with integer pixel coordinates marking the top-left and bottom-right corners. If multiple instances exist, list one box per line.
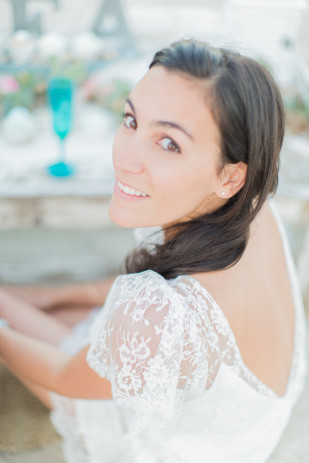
left=52, top=211, right=307, bottom=463
left=87, top=268, right=306, bottom=443
left=87, top=271, right=186, bottom=433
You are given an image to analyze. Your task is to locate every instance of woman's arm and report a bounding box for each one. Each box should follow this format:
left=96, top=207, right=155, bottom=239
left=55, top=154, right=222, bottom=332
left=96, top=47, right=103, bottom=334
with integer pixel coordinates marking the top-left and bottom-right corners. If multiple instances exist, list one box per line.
left=2, top=277, right=116, bottom=311
left=0, top=326, right=112, bottom=400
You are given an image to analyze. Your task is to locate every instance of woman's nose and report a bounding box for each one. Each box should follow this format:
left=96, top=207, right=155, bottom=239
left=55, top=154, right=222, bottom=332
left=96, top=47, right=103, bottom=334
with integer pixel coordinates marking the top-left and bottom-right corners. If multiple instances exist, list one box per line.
left=112, top=134, right=145, bottom=175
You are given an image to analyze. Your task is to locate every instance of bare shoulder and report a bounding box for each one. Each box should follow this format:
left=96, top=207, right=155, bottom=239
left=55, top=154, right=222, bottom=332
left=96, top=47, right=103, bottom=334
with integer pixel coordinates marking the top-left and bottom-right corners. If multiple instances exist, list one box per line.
left=191, top=201, right=295, bottom=396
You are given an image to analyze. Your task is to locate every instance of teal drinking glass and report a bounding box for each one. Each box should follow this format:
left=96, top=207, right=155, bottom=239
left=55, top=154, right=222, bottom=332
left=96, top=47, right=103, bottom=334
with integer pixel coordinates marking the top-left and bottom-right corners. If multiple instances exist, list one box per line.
left=47, top=78, right=75, bottom=177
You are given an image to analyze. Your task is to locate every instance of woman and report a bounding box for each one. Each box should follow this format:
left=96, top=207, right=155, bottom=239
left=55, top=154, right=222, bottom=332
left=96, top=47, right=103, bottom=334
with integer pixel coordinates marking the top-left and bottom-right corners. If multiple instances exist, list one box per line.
left=0, top=40, right=306, bottom=463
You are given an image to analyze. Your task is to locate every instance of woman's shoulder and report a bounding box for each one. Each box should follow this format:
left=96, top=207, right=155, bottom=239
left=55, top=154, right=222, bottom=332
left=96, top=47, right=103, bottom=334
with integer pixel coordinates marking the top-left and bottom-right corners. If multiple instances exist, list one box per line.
left=106, top=270, right=187, bottom=322
left=113, top=269, right=170, bottom=294
left=113, top=270, right=221, bottom=308
left=109, top=272, right=230, bottom=344
left=105, top=271, right=228, bottom=337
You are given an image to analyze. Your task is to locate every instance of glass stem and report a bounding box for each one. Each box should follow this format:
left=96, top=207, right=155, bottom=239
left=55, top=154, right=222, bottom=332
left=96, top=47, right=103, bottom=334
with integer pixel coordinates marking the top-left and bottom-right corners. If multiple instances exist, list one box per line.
left=59, top=138, right=65, bottom=162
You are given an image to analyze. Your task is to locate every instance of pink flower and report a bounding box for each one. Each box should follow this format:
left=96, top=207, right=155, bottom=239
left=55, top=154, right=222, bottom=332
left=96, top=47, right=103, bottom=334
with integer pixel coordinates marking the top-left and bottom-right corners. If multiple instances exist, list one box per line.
left=0, top=75, right=20, bottom=94
left=82, top=77, right=96, bottom=100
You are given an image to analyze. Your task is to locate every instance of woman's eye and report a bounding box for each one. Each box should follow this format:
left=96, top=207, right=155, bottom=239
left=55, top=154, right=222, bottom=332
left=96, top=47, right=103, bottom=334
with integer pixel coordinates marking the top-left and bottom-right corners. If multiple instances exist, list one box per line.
left=122, top=113, right=137, bottom=130
left=158, top=137, right=181, bottom=153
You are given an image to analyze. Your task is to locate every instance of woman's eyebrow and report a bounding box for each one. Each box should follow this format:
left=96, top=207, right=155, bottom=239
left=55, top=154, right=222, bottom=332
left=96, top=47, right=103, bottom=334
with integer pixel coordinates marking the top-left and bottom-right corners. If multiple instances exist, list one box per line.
left=125, top=97, right=136, bottom=114
left=154, top=121, right=194, bottom=141
left=125, top=97, right=194, bottom=141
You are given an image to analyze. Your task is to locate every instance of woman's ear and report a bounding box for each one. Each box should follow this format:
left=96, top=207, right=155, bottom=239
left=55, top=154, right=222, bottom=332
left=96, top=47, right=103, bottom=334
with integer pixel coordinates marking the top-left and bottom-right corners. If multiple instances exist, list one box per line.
left=217, top=162, right=247, bottom=199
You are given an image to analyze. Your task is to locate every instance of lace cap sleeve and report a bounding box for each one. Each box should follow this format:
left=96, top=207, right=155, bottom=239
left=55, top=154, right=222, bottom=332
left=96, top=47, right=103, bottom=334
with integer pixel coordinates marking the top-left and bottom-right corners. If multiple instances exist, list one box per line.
left=87, top=270, right=185, bottom=416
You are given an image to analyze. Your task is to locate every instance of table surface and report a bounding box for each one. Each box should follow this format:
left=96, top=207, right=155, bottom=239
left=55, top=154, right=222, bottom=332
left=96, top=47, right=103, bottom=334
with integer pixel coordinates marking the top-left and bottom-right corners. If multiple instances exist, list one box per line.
left=0, top=104, right=117, bottom=198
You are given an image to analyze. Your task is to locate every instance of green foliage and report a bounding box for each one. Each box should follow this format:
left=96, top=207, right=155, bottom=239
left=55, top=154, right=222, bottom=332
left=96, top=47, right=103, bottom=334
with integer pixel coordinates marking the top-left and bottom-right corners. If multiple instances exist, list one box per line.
left=0, top=71, right=44, bottom=115
left=49, top=57, right=87, bottom=85
left=284, top=93, right=309, bottom=119
left=283, top=91, right=309, bottom=134
left=102, top=79, right=131, bottom=117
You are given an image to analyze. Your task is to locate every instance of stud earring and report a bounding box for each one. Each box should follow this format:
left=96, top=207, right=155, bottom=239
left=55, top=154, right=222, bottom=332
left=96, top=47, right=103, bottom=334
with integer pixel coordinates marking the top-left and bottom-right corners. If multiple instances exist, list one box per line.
left=221, top=192, right=225, bottom=196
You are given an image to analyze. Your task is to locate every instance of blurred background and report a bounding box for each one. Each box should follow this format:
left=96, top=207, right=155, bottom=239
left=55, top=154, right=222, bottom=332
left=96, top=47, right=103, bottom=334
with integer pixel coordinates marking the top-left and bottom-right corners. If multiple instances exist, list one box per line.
left=0, top=4, right=309, bottom=461
left=0, top=0, right=308, bottom=311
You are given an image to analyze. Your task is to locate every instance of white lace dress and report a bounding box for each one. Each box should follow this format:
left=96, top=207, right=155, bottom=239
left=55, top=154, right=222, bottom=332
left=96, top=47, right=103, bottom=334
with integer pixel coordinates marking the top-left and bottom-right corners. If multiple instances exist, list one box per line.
left=50, top=221, right=307, bottom=463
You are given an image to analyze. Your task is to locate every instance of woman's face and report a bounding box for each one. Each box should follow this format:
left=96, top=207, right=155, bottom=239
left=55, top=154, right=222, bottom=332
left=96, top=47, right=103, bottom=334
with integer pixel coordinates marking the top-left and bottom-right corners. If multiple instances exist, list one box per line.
left=109, top=66, right=226, bottom=229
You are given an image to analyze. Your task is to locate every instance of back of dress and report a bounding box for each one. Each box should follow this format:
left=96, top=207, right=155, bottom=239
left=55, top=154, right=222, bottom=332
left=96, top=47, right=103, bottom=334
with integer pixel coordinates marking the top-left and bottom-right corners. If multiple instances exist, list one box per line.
left=165, top=268, right=306, bottom=463
left=51, top=209, right=306, bottom=463
left=86, top=220, right=306, bottom=462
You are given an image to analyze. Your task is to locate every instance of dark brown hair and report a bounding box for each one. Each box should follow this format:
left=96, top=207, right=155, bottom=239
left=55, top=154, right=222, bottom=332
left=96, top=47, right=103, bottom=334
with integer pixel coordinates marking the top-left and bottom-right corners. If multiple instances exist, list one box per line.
left=125, top=39, right=285, bottom=279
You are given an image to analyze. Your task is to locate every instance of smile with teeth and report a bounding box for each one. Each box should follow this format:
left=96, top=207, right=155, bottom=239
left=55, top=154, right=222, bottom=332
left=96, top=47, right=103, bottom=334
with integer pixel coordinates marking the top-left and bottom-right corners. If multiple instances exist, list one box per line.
left=117, top=180, right=148, bottom=197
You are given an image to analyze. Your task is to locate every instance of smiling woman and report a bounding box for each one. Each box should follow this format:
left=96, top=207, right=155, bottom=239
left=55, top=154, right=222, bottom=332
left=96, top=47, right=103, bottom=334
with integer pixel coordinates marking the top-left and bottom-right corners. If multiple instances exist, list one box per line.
left=110, top=66, right=229, bottom=229
left=0, top=39, right=306, bottom=463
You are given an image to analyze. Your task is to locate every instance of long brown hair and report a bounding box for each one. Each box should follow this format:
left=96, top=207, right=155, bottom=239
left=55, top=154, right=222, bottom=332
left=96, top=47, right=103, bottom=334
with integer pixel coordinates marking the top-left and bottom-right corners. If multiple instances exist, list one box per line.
left=125, top=40, right=285, bottom=279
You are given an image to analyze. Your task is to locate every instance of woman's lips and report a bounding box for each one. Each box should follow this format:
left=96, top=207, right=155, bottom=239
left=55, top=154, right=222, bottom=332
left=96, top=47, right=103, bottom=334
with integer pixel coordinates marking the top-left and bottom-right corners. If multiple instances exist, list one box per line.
left=114, top=180, right=150, bottom=201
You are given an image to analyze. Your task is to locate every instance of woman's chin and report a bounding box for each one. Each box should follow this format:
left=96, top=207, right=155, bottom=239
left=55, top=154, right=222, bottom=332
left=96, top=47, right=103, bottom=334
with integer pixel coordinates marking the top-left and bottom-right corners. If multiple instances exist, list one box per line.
left=108, top=204, right=137, bottom=229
